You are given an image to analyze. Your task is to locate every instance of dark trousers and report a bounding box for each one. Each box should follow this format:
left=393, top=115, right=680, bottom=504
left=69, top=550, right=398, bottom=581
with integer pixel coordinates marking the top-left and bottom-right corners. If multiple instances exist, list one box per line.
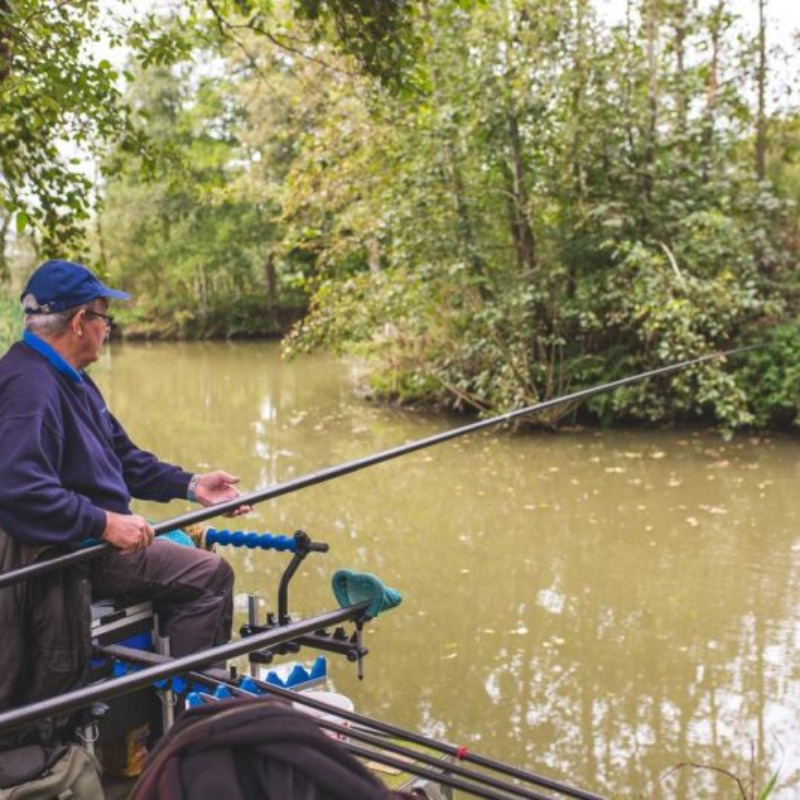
left=90, top=539, right=234, bottom=657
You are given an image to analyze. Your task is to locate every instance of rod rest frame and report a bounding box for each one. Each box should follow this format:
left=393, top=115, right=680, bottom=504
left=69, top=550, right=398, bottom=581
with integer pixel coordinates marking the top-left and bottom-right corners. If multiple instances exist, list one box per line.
left=239, top=530, right=368, bottom=676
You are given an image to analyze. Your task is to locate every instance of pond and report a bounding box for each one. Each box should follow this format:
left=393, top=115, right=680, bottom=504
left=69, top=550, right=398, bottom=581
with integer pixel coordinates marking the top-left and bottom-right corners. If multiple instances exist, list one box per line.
left=93, top=340, right=800, bottom=798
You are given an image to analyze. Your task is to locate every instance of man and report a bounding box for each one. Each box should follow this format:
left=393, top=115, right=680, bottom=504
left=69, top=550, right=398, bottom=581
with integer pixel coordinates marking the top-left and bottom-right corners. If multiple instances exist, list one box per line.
left=0, top=259, right=247, bottom=672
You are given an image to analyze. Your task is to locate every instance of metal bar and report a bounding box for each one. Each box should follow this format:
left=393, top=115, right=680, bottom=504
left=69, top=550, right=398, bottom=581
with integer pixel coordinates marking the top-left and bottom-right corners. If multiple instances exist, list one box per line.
left=0, top=601, right=369, bottom=735
left=0, top=346, right=753, bottom=590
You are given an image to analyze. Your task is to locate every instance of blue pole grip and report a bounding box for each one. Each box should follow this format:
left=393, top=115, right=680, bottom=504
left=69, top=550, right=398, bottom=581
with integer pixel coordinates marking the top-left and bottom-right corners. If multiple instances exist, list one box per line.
left=205, top=529, right=298, bottom=553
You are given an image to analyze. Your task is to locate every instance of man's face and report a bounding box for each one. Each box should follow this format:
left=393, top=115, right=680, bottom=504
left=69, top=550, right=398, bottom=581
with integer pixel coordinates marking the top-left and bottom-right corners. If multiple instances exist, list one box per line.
left=74, top=298, right=111, bottom=367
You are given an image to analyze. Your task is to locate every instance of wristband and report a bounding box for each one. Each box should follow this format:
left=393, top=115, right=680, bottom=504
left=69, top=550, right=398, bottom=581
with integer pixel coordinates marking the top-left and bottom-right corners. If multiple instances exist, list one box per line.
left=187, top=474, right=201, bottom=503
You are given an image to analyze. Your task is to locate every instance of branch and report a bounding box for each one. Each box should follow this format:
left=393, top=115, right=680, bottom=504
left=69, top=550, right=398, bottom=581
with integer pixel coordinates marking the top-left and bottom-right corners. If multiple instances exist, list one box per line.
left=657, top=762, right=747, bottom=799
left=202, top=0, right=356, bottom=79
left=658, top=240, right=685, bottom=283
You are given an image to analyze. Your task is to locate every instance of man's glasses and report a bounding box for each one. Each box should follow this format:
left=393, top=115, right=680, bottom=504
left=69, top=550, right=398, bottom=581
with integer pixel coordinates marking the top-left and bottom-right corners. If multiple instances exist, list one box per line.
left=84, top=310, right=115, bottom=329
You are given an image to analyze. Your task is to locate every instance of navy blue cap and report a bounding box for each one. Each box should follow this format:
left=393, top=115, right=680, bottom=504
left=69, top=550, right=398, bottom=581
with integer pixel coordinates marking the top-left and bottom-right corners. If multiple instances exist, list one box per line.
left=21, top=260, right=130, bottom=314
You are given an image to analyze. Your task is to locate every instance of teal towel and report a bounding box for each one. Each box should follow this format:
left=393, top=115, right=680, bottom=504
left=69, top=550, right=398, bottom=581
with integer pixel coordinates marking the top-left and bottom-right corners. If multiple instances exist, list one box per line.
left=331, top=570, right=402, bottom=620
left=161, top=529, right=196, bottom=548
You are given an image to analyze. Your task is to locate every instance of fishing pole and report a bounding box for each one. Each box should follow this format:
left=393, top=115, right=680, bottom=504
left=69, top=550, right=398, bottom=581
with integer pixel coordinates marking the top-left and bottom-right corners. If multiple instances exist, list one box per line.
left=0, top=600, right=370, bottom=735
left=100, top=642, right=605, bottom=800
left=0, top=345, right=753, bottom=590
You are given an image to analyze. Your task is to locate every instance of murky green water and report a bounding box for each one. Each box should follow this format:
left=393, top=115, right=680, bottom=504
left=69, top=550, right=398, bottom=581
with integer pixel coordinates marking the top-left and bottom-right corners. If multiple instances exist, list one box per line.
left=93, top=340, right=800, bottom=798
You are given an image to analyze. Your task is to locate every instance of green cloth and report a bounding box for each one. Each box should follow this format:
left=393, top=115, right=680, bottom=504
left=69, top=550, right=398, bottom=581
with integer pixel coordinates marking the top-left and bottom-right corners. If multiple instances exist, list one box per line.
left=331, top=570, right=402, bottom=620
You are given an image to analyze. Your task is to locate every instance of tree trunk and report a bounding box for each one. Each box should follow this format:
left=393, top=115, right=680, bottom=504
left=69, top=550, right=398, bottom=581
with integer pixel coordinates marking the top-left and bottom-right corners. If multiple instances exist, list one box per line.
left=755, top=0, right=767, bottom=181
left=420, top=0, right=486, bottom=285
left=571, top=0, right=587, bottom=202
left=641, top=0, right=659, bottom=213
left=702, top=2, right=724, bottom=183
left=367, top=236, right=380, bottom=274
left=504, top=105, right=537, bottom=277
left=0, top=0, right=12, bottom=84
left=264, top=252, right=277, bottom=314
left=0, top=213, right=9, bottom=283
left=673, top=0, right=688, bottom=144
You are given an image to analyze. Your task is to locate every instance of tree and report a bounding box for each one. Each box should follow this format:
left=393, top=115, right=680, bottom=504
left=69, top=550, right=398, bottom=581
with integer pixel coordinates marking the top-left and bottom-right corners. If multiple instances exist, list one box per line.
left=0, top=0, right=428, bottom=258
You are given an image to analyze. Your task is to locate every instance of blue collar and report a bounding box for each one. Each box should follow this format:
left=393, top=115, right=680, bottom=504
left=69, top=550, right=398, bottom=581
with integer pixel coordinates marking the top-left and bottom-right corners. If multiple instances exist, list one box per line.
left=22, top=329, right=84, bottom=384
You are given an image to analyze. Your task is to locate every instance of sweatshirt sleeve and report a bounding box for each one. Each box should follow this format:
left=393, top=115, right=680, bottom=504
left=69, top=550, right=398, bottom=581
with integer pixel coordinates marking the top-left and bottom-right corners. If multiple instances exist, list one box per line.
left=107, top=410, right=193, bottom=503
left=0, top=411, right=107, bottom=545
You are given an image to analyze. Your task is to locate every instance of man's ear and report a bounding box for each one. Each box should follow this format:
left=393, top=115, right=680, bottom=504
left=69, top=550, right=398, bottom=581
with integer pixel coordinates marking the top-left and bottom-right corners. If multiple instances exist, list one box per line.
left=69, top=309, right=85, bottom=337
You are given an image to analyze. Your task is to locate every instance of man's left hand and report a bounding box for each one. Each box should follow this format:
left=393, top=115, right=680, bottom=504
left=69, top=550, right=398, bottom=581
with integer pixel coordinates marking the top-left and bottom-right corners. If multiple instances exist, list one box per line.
left=193, top=471, right=252, bottom=516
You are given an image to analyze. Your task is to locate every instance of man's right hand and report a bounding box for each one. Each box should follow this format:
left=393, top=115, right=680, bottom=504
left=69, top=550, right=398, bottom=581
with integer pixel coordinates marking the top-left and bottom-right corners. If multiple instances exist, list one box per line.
left=102, top=511, right=155, bottom=554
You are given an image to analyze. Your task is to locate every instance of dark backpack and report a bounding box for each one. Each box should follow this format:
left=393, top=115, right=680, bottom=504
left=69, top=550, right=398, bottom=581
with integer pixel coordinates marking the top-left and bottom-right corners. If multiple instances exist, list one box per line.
left=131, top=696, right=408, bottom=800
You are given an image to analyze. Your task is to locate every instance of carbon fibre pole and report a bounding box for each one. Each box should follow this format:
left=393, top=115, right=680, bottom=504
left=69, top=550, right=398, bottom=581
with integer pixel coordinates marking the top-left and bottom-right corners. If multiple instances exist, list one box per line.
left=0, top=345, right=754, bottom=590
left=0, top=601, right=370, bottom=735
left=101, top=643, right=605, bottom=800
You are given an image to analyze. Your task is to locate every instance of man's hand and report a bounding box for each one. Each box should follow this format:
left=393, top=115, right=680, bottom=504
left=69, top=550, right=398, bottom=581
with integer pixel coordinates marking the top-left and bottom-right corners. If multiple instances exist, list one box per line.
left=102, top=511, right=155, bottom=554
left=192, top=470, right=252, bottom=516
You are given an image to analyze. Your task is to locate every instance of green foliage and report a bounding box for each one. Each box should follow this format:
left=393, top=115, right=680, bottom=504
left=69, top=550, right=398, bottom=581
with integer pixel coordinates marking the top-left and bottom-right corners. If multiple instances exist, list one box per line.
left=291, top=0, right=422, bottom=93
left=0, top=0, right=432, bottom=251
left=278, top=0, right=799, bottom=429
left=0, top=0, right=134, bottom=248
left=3, top=0, right=799, bottom=429
left=734, top=324, right=800, bottom=429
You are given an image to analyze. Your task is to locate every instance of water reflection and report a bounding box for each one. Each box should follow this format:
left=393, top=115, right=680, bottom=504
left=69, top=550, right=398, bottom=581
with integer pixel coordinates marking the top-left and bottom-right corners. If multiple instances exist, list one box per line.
left=93, top=341, right=800, bottom=798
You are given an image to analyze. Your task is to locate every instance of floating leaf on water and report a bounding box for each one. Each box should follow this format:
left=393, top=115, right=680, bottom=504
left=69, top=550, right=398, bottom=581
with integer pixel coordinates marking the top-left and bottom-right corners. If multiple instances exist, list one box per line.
left=650, top=451, right=666, bottom=459
left=442, top=652, right=458, bottom=660
left=509, top=626, right=529, bottom=635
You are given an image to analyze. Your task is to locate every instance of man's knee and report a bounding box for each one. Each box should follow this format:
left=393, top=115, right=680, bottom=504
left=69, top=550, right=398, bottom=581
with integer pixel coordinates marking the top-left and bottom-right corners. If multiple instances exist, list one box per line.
left=210, top=555, right=234, bottom=595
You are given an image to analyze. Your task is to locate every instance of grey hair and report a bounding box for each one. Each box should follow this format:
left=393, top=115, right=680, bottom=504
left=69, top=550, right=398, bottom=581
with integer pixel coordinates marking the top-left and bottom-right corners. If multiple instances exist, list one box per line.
left=21, top=294, right=87, bottom=337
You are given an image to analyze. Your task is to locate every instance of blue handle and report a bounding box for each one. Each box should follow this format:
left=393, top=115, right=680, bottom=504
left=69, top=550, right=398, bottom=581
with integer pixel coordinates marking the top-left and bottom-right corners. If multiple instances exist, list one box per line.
left=205, top=529, right=298, bottom=552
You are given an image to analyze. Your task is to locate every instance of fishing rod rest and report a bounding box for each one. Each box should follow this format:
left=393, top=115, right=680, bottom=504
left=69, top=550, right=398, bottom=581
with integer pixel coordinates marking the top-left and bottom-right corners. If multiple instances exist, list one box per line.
left=240, top=530, right=368, bottom=676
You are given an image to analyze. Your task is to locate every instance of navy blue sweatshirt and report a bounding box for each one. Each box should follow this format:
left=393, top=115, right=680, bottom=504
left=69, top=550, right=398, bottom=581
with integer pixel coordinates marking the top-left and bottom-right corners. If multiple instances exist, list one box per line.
left=0, top=333, right=192, bottom=545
